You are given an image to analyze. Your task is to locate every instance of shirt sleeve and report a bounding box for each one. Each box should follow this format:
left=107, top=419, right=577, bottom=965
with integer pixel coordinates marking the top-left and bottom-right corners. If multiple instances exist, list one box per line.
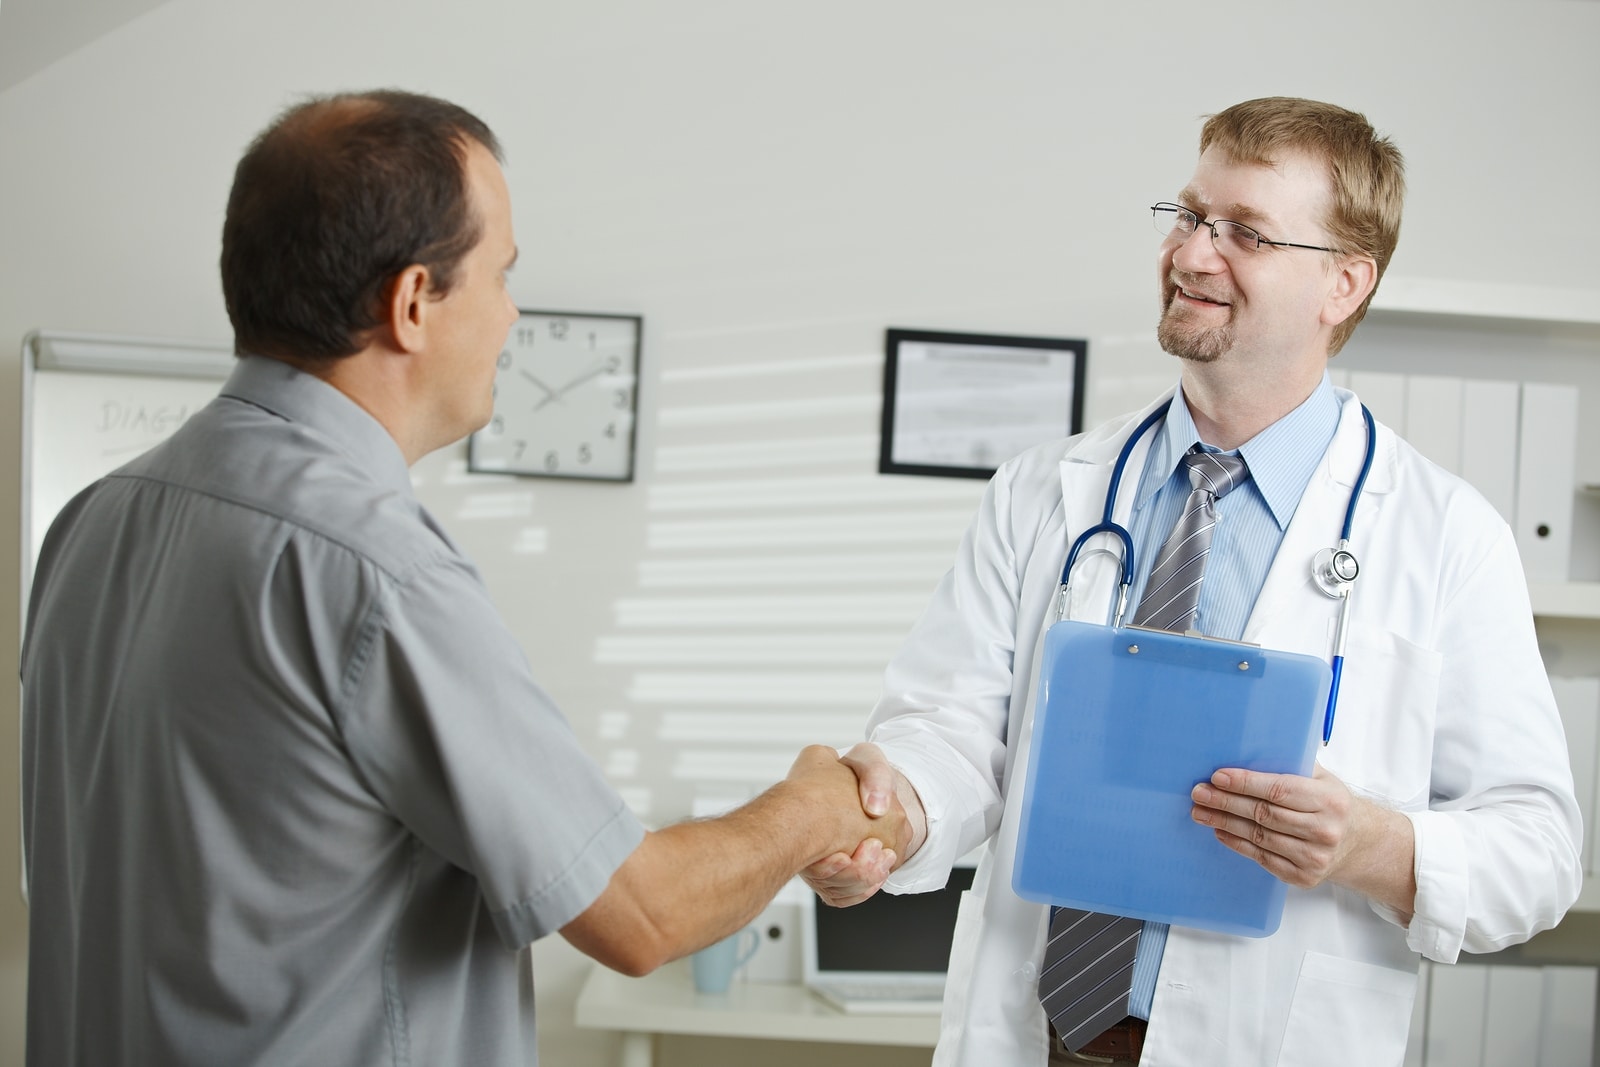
left=335, top=554, right=644, bottom=949
left=871, top=462, right=1027, bottom=892
left=1404, top=519, right=1583, bottom=961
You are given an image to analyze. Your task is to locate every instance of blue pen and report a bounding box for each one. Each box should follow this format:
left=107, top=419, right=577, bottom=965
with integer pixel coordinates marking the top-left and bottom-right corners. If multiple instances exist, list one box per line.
left=1323, top=565, right=1354, bottom=744
left=1321, top=407, right=1375, bottom=745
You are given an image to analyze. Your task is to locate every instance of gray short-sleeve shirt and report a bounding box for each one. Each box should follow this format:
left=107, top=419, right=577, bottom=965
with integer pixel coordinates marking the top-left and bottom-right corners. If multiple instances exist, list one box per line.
left=22, top=355, right=644, bottom=1066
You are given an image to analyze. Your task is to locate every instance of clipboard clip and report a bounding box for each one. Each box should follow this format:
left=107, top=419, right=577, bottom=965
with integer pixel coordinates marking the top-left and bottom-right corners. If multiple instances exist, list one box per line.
left=1121, top=623, right=1262, bottom=649
left=1115, top=626, right=1266, bottom=677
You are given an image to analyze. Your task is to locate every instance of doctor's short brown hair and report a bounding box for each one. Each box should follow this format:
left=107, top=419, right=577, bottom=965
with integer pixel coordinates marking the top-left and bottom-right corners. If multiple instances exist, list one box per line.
left=1200, top=97, right=1406, bottom=356
left=221, top=89, right=503, bottom=362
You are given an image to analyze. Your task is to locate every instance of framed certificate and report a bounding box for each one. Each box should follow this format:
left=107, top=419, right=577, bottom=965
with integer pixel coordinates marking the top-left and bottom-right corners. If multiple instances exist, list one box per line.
left=879, top=328, right=1087, bottom=479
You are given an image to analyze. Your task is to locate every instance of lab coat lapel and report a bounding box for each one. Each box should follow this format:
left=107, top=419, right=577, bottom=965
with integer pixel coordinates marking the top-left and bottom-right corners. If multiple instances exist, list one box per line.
left=1243, top=391, right=1395, bottom=650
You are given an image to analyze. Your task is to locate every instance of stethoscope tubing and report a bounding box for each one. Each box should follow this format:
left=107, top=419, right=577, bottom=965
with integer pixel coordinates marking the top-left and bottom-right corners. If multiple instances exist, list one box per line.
left=1323, top=404, right=1377, bottom=744
left=1056, top=397, right=1376, bottom=744
left=1055, top=404, right=1169, bottom=626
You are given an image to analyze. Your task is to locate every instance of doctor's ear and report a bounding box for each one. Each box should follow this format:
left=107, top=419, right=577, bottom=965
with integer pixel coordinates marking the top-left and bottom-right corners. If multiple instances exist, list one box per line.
left=385, top=265, right=433, bottom=354
left=1321, top=255, right=1378, bottom=329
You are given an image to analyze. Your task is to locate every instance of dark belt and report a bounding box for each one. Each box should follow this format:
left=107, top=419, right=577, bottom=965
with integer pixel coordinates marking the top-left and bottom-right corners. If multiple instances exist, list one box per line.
left=1050, top=1017, right=1147, bottom=1063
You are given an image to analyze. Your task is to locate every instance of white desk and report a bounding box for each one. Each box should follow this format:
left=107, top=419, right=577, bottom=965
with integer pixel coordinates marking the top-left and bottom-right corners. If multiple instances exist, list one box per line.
left=575, top=963, right=940, bottom=1067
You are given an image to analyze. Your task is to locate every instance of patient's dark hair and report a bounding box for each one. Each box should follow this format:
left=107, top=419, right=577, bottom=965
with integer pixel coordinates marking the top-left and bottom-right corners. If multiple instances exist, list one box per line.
left=221, top=89, right=502, bottom=361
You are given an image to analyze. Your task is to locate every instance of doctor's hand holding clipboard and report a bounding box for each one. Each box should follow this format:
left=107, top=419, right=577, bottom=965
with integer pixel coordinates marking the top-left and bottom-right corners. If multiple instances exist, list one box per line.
left=803, top=744, right=1416, bottom=922
left=1189, top=762, right=1416, bottom=918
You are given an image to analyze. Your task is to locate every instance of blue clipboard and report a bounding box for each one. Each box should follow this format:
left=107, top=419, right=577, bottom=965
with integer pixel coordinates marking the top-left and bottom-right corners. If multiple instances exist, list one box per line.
left=1012, top=620, right=1330, bottom=937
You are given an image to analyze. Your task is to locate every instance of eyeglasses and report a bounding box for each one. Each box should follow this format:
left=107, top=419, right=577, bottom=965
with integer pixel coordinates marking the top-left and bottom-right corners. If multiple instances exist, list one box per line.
left=1151, top=202, right=1342, bottom=256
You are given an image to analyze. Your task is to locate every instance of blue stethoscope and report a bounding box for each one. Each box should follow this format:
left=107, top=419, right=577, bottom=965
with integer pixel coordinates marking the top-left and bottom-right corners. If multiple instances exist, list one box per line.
left=1054, top=399, right=1377, bottom=744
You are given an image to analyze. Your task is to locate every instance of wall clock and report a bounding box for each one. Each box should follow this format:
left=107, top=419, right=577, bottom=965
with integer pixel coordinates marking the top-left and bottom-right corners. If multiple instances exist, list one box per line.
left=468, top=309, right=641, bottom=481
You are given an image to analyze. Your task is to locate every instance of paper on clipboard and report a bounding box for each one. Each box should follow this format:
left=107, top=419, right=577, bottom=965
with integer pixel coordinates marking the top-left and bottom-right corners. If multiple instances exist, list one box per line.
left=1012, top=620, right=1330, bottom=937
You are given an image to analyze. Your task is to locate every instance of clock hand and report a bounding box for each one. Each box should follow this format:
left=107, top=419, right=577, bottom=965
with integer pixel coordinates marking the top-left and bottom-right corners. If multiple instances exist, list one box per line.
left=519, top=369, right=562, bottom=404
left=530, top=364, right=611, bottom=413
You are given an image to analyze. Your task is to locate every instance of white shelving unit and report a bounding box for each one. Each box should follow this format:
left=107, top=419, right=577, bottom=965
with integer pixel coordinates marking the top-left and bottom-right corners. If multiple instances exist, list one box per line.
left=1365, top=282, right=1600, bottom=936
left=1371, top=278, right=1600, bottom=328
left=1366, top=276, right=1600, bottom=628
left=1530, top=582, right=1600, bottom=622
left=1362, top=281, right=1600, bottom=1066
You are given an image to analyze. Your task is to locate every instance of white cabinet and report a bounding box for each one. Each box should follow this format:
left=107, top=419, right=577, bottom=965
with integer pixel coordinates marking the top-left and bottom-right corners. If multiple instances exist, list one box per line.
left=1354, top=280, right=1600, bottom=918
left=1410, top=958, right=1596, bottom=1067
left=1354, top=276, right=1600, bottom=602
left=1362, top=282, right=1600, bottom=1062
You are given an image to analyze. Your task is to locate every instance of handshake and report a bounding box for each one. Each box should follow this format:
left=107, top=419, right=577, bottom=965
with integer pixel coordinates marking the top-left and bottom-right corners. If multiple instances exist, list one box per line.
left=784, top=743, right=928, bottom=905
left=564, top=742, right=928, bottom=976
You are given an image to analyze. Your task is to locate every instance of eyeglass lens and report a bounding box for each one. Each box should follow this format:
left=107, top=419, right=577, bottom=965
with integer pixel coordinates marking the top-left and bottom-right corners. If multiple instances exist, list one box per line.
left=1152, top=204, right=1263, bottom=254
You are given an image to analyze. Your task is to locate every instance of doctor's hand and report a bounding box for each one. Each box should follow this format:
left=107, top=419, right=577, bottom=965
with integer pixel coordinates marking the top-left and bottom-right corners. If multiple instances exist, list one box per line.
left=784, top=745, right=913, bottom=895
left=1190, top=764, right=1417, bottom=919
left=801, top=743, right=928, bottom=907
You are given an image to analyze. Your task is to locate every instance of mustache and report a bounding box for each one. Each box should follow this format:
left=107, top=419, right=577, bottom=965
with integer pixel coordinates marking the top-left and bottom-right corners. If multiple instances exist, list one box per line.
left=1166, top=271, right=1234, bottom=305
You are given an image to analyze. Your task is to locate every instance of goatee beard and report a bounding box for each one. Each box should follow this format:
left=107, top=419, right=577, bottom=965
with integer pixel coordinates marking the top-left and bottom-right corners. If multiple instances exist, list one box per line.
left=1158, top=280, right=1234, bottom=363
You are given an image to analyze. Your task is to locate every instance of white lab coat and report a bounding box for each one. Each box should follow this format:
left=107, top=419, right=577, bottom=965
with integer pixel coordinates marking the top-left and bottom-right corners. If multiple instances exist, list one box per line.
left=870, top=387, right=1582, bottom=1067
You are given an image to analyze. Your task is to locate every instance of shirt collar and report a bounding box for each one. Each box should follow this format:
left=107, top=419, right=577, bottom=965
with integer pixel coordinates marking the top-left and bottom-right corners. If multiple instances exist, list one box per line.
left=218, top=354, right=416, bottom=498
left=1137, top=374, right=1340, bottom=530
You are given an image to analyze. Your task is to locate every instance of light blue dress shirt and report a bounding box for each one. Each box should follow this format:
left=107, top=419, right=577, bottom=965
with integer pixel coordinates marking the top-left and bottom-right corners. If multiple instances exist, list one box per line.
left=1123, top=375, right=1341, bottom=1019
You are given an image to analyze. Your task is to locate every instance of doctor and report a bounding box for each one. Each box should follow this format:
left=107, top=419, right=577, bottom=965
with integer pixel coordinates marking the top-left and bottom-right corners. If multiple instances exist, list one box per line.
left=806, top=97, right=1582, bottom=1066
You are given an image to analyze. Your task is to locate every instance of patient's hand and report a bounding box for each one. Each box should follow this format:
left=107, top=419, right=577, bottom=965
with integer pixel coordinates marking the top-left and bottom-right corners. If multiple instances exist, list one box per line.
left=800, top=743, right=928, bottom=906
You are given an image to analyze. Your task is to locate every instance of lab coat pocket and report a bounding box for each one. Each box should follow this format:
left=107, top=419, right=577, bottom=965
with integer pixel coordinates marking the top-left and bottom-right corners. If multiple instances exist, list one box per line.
left=1319, top=626, right=1441, bottom=808
left=1276, top=952, right=1416, bottom=1067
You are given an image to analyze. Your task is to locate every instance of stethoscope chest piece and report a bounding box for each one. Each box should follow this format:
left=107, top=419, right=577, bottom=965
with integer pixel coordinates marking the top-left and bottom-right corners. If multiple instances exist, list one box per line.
left=1312, top=545, right=1360, bottom=598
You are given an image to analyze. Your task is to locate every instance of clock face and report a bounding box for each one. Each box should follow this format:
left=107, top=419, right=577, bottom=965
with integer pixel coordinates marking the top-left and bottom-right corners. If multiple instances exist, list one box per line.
left=468, top=310, right=641, bottom=481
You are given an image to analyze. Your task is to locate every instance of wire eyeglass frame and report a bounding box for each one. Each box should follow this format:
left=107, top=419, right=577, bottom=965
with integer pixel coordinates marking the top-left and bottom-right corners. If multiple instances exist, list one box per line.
left=1151, top=202, right=1343, bottom=256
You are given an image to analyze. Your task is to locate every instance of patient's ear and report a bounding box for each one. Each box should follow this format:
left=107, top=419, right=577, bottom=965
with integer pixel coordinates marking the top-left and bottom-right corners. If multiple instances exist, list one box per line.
left=387, top=265, right=432, bottom=353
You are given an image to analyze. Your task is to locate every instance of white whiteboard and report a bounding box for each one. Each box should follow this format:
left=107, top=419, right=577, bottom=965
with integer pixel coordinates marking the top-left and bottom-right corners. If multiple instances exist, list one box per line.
left=20, top=331, right=233, bottom=605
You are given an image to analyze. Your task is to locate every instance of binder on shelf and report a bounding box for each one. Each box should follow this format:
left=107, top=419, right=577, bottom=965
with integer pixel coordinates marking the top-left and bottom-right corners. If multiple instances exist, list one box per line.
left=1483, top=966, right=1543, bottom=1066
left=1539, top=965, right=1599, bottom=1066
left=1550, top=676, right=1599, bottom=874
left=1425, top=962, right=1490, bottom=1067
left=1401, top=961, right=1430, bottom=1067
left=1423, top=963, right=1600, bottom=1067
left=1403, top=375, right=1463, bottom=475
left=1459, top=378, right=1520, bottom=525
left=1348, top=370, right=1408, bottom=436
left=1587, top=735, right=1600, bottom=883
left=1013, top=621, right=1328, bottom=938
left=1513, top=382, right=1579, bottom=582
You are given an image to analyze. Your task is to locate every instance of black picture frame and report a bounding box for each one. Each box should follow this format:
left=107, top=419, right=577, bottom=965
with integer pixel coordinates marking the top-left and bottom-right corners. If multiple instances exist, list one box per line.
left=878, top=327, right=1087, bottom=480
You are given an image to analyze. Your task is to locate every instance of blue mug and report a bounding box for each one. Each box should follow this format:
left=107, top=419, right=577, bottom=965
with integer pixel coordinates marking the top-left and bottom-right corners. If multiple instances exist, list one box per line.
left=690, top=927, right=761, bottom=994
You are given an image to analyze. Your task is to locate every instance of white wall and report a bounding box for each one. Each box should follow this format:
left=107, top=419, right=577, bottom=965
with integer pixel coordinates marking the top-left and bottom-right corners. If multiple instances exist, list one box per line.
left=2, top=2, right=1598, bottom=1064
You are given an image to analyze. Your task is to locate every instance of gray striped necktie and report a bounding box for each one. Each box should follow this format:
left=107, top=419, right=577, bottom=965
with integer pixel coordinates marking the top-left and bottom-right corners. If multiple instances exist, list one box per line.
left=1131, top=447, right=1251, bottom=633
left=1038, top=445, right=1250, bottom=1052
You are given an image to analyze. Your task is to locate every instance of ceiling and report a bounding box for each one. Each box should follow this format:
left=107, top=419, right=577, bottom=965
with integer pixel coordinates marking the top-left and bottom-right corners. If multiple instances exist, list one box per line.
left=4, top=0, right=1595, bottom=96
left=0, top=0, right=172, bottom=93
left=3, top=0, right=1595, bottom=95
